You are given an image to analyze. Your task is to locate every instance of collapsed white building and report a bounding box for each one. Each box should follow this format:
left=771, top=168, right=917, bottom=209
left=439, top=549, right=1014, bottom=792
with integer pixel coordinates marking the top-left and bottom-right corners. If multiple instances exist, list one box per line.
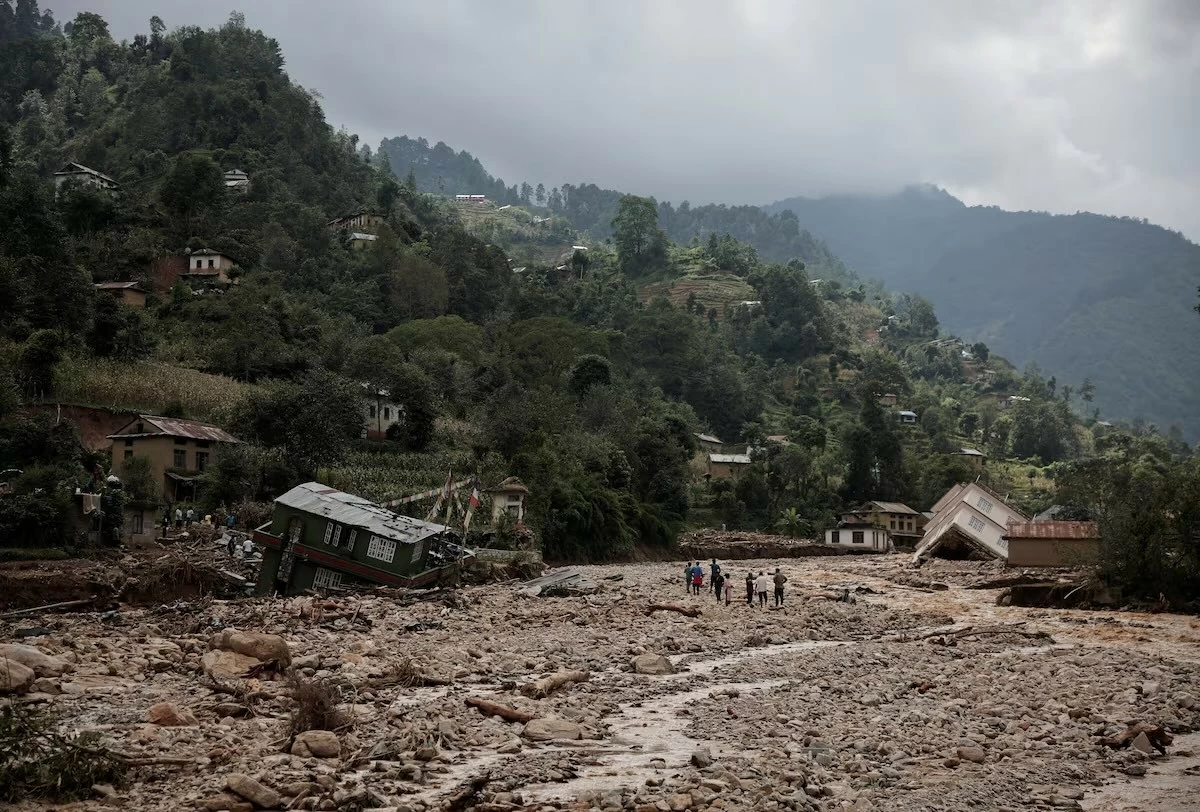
left=911, top=482, right=1028, bottom=566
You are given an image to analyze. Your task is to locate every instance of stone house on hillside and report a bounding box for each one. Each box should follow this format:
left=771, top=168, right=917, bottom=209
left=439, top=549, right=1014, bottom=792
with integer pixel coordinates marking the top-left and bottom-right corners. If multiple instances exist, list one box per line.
left=54, top=161, right=119, bottom=194
left=706, top=453, right=751, bottom=480
left=184, top=249, right=237, bottom=285
left=109, top=415, right=241, bottom=505
left=95, top=281, right=148, bottom=308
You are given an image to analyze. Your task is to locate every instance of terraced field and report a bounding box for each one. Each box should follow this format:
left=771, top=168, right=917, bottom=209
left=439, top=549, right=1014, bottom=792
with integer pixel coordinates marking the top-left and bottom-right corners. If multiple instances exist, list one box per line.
left=639, top=271, right=757, bottom=317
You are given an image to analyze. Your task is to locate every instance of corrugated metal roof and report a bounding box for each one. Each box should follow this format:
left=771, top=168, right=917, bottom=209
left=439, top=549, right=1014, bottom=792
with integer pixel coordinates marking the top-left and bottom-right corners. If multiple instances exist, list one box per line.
left=276, top=481, right=447, bottom=545
left=866, top=501, right=919, bottom=515
left=956, top=447, right=985, bottom=456
left=108, top=414, right=241, bottom=443
left=1006, top=521, right=1099, bottom=540
left=350, top=232, right=377, bottom=241
left=694, top=432, right=723, bottom=444
left=95, top=281, right=146, bottom=291
left=710, top=453, right=751, bottom=464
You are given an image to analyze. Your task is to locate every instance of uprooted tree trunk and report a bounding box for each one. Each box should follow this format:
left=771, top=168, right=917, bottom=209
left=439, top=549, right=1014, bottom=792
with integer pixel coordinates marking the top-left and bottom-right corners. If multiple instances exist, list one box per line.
left=520, top=670, right=589, bottom=699
left=645, top=603, right=702, bottom=618
left=1100, top=723, right=1173, bottom=754
left=464, top=697, right=535, bottom=724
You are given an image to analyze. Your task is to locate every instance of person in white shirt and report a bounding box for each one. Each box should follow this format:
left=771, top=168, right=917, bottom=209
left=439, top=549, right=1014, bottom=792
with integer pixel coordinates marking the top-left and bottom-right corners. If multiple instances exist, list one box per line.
left=242, top=538, right=254, bottom=558
left=754, top=571, right=770, bottom=607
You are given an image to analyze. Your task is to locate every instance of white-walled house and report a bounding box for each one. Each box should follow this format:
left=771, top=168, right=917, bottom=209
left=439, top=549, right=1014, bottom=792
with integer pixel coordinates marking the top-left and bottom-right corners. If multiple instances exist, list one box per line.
left=362, top=387, right=403, bottom=439
left=912, top=482, right=1028, bottom=565
left=824, top=521, right=893, bottom=552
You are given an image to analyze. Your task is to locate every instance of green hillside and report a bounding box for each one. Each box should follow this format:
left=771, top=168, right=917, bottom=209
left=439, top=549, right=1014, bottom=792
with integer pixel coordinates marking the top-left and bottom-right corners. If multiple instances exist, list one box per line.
left=766, top=186, right=1200, bottom=439
left=0, top=4, right=1194, bottom=596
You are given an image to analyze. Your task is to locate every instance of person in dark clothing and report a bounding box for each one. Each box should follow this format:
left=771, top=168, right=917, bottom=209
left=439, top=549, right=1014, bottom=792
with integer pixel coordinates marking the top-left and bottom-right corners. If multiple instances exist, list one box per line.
left=745, top=572, right=754, bottom=605
left=713, top=571, right=725, bottom=602
left=709, top=559, right=721, bottom=595
left=773, top=567, right=788, bottom=606
left=684, top=561, right=694, bottom=593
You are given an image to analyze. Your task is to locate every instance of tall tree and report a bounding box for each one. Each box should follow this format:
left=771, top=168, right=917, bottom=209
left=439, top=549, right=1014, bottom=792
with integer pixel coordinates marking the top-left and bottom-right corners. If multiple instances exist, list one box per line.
left=611, top=195, right=667, bottom=277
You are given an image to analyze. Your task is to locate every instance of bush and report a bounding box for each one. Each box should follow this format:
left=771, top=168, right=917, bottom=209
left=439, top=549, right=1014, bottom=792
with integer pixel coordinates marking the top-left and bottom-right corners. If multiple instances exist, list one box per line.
left=287, top=676, right=339, bottom=736
left=0, top=704, right=126, bottom=801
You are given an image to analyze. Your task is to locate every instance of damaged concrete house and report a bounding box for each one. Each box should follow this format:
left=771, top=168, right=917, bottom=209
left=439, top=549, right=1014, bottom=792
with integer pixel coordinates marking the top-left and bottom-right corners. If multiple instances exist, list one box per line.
left=840, top=500, right=926, bottom=549
left=252, top=482, right=473, bottom=595
left=912, top=482, right=1026, bottom=565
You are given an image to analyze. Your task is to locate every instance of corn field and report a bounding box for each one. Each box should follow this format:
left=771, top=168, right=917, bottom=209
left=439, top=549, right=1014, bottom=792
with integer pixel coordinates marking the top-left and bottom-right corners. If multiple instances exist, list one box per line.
left=319, top=449, right=508, bottom=506
left=52, top=359, right=255, bottom=424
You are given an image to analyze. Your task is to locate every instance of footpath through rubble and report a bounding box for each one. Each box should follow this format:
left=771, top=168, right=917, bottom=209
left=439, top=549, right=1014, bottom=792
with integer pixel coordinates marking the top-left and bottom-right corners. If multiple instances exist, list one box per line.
left=1, top=555, right=1199, bottom=811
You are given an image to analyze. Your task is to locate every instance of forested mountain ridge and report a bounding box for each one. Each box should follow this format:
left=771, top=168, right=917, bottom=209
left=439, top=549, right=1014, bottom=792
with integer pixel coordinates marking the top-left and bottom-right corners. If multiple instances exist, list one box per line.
left=765, top=186, right=1200, bottom=440
left=375, top=136, right=854, bottom=282
left=0, top=5, right=1193, bottom=588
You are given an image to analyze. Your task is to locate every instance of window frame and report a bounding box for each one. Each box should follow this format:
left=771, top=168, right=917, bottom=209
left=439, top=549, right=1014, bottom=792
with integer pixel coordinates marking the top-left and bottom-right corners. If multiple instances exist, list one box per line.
left=367, top=535, right=397, bottom=564
left=852, top=530, right=865, bottom=544
left=312, top=567, right=343, bottom=590
left=968, top=515, right=986, bottom=532
left=172, top=449, right=187, bottom=468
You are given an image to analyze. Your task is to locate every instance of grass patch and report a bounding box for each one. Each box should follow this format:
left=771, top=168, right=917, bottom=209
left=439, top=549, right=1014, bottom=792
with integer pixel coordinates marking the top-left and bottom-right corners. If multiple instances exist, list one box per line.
left=0, top=547, right=72, bottom=562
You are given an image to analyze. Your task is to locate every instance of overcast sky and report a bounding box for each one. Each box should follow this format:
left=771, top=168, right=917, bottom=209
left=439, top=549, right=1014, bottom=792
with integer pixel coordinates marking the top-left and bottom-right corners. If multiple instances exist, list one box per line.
left=59, top=1, right=1200, bottom=239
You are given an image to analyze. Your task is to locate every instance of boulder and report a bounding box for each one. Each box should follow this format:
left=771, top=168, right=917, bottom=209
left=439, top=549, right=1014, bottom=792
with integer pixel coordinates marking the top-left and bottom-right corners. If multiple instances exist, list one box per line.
left=1131, top=732, right=1154, bottom=755
left=148, top=701, right=198, bottom=726
left=0, top=644, right=72, bottom=677
left=523, top=718, right=583, bottom=741
left=0, top=659, right=35, bottom=694
left=202, top=649, right=261, bottom=680
left=691, top=747, right=713, bottom=768
left=211, top=629, right=291, bottom=666
left=225, top=773, right=281, bottom=809
left=631, top=654, right=676, bottom=675
left=956, top=746, right=986, bottom=763
left=291, top=730, right=341, bottom=758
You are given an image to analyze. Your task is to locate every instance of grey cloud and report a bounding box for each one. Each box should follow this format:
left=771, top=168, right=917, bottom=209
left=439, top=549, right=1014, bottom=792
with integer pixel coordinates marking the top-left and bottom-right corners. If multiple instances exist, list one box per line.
left=59, top=0, right=1200, bottom=237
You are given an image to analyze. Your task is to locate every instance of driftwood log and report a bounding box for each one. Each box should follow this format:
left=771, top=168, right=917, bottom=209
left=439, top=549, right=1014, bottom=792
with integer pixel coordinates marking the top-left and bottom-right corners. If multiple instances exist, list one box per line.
left=464, top=697, right=536, bottom=724
left=1100, top=723, right=1173, bottom=754
left=645, top=603, right=702, bottom=618
left=892, top=622, right=1052, bottom=643
left=520, top=669, right=590, bottom=699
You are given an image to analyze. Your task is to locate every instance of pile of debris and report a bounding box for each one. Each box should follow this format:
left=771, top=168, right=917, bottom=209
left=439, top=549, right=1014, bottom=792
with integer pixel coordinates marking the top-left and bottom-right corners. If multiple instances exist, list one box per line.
left=679, top=530, right=852, bottom=561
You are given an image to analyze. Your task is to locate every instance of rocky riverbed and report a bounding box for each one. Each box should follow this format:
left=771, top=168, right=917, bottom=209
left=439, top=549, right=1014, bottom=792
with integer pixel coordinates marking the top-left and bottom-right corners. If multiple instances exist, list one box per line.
left=2, top=556, right=1199, bottom=811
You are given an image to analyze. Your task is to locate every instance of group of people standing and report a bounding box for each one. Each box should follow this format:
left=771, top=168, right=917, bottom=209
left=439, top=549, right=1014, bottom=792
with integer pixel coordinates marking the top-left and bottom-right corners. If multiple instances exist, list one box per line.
left=684, top=560, right=788, bottom=607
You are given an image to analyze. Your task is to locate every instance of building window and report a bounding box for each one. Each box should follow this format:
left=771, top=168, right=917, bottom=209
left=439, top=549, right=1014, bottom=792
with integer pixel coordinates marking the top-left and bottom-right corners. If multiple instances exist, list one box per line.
left=411, top=539, right=424, bottom=564
left=384, top=407, right=391, bottom=420
left=369, top=405, right=376, bottom=418
left=323, top=522, right=334, bottom=544
left=976, top=496, right=993, bottom=513
left=889, top=519, right=896, bottom=529
left=124, top=439, right=133, bottom=447
left=194, top=258, right=201, bottom=269
left=196, top=451, right=209, bottom=471
left=331, top=524, right=342, bottom=548
left=208, top=258, right=215, bottom=268
left=968, top=515, right=986, bottom=532
left=132, top=512, right=144, bottom=534
left=906, top=521, right=913, bottom=531
left=312, top=568, right=343, bottom=590
left=367, top=535, right=396, bottom=563
left=124, top=449, right=133, bottom=461
left=175, top=437, right=188, bottom=445
left=830, top=531, right=840, bottom=544
left=346, top=530, right=357, bottom=552
left=852, top=531, right=865, bottom=544
left=196, top=440, right=210, bottom=448
left=173, top=449, right=186, bottom=468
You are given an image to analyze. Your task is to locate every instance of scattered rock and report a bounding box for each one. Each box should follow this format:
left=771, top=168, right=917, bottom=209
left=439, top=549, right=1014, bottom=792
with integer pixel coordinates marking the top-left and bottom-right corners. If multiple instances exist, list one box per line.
left=201, top=649, right=261, bottom=680
left=631, top=653, right=675, bottom=675
left=210, top=628, right=292, bottom=666
left=1124, top=763, right=1147, bottom=776
left=1131, top=731, right=1154, bottom=755
left=0, top=659, right=35, bottom=694
left=290, top=730, right=340, bottom=758
left=523, top=718, right=583, bottom=741
left=225, top=773, right=281, bottom=809
left=147, top=701, right=197, bottom=726
left=691, top=747, right=713, bottom=768
left=956, top=746, right=986, bottom=763
left=0, top=643, right=72, bottom=676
